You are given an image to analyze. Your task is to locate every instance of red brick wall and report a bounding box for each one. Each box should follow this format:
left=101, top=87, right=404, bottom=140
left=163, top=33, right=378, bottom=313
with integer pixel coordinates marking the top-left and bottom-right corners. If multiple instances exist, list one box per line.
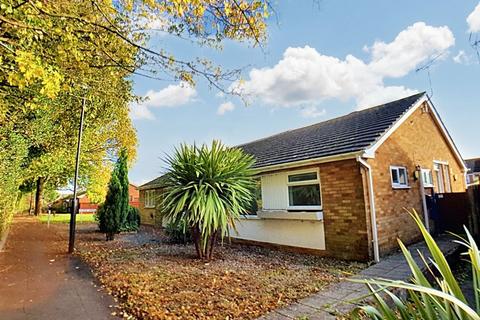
left=368, top=103, right=466, bottom=254
left=319, top=160, right=370, bottom=260
left=129, top=184, right=140, bottom=208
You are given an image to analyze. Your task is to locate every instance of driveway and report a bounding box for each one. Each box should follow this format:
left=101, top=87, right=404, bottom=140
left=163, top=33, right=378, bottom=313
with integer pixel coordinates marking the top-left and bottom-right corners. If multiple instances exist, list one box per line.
left=0, top=216, right=116, bottom=320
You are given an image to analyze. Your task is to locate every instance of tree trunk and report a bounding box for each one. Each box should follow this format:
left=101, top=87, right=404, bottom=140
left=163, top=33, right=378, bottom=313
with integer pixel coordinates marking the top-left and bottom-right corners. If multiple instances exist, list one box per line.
left=28, top=191, right=34, bottom=215
left=207, top=230, right=218, bottom=261
left=34, top=177, right=44, bottom=216
left=191, top=225, right=203, bottom=259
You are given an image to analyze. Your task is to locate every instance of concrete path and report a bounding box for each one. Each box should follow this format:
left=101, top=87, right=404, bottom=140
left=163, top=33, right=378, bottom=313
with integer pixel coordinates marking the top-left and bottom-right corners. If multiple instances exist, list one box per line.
left=0, top=217, right=116, bottom=320
left=259, top=236, right=461, bottom=319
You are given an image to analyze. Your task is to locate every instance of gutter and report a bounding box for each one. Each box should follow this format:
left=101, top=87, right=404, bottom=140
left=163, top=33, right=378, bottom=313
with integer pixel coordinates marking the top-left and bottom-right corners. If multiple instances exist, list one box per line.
left=357, top=157, right=380, bottom=263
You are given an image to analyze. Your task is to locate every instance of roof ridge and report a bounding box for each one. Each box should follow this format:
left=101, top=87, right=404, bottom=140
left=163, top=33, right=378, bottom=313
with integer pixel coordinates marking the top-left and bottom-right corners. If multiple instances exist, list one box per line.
left=236, top=92, right=426, bottom=148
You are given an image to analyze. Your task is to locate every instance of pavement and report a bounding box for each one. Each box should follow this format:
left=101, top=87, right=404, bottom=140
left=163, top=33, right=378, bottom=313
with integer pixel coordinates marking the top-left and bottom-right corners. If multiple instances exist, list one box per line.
left=258, top=236, right=461, bottom=319
left=0, top=216, right=116, bottom=320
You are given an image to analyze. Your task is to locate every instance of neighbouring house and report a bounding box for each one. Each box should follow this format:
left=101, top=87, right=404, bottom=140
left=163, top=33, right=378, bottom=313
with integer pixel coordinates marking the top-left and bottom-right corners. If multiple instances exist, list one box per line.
left=138, top=175, right=168, bottom=225
left=128, top=183, right=140, bottom=208
left=51, top=192, right=98, bottom=213
left=231, top=92, right=467, bottom=261
left=466, top=158, right=480, bottom=186
left=51, top=184, right=140, bottom=213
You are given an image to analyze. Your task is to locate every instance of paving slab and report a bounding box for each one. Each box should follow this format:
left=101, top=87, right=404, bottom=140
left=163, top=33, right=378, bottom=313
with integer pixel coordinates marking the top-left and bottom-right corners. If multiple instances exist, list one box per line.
left=0, top=217, right=117, bottom=320
left=258, top=235, right=461, bottom=319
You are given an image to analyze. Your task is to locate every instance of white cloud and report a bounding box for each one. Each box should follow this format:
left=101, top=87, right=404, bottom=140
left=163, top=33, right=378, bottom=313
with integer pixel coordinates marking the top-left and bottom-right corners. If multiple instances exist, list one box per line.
left=217, top=101, right=235, bottom=115
left=130, top=104, right=155, bottom=120
left=231, top=22, right=454, bottom=112
left=300, top=106, right=326, bottom=118
left=130, top=82, right=196, bottom=120
left=453, top=50, right=471, bottom=65
left=467, top=3, right=480, bottom=33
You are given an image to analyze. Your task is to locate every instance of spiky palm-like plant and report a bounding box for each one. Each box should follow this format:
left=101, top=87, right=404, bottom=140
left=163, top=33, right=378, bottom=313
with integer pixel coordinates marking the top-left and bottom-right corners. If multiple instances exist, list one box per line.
left=161, top=140, right=256, bottom=260
left=354, top=209, right=480, bottom=320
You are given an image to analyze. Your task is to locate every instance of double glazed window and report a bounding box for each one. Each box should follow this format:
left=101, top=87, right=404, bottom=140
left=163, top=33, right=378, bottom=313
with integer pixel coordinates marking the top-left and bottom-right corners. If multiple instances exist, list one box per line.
left=390, top=166, right=409, bottom=188
left=421, top=169, right=434, bottom=187
left=144, top=190, right=156, bottom=208
left=287, top=171, right=321, bottom=210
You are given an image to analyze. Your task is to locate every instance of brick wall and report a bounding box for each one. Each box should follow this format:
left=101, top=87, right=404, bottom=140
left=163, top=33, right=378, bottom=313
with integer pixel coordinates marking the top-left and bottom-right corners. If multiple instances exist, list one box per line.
left=368, top=103, right=466, bottom=254
left=319, top=159, right=370, bottom=260
left=138, top=188, right=162, bottom=225
left=250, top=160, right=370, bottom=260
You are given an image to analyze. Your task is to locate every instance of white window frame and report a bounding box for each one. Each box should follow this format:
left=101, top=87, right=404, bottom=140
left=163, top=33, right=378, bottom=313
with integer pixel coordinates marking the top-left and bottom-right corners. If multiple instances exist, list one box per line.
left=434, top=160, right=451, bottom=193
left=144, top=190, right=156, bottom=208
left=421, top=168, right=434, bottom=188
left=286, top=169, right=322, bottom=211
left=390, top=166, right=409, bottom=189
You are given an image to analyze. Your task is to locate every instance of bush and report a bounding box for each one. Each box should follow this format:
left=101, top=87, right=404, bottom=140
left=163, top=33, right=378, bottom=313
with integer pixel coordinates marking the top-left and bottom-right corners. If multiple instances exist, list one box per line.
left=165, top=219, right=192, bottom=244
left=96, top=204, right=106, bottom=232
left=121, top=206, right=140, bottom=232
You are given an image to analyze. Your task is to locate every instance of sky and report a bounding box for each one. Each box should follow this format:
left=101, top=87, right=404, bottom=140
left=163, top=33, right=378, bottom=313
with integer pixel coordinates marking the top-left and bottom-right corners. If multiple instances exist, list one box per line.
left=128, top=0, right=480, bottom=186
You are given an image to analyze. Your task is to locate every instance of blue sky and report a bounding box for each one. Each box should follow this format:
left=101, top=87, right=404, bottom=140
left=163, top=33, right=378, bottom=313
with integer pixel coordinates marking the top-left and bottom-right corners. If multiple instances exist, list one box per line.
left=129, top=0, right=480, bottom=185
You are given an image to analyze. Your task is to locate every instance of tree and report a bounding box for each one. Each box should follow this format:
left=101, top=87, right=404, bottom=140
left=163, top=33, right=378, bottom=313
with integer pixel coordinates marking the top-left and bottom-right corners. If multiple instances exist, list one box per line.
left=98, top=149, right=139, bottom=238
left=101, top=171, right=123, bottom=240
left=161, top=140, right=256, bottom=260
left=0, top=0, right=270, bottom=235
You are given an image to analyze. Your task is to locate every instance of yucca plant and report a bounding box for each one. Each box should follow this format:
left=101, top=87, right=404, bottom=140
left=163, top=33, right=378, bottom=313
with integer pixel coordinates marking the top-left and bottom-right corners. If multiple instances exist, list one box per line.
left=161, top=140, right=256, bottom=260
left=353, top=209, right=480, bottom=320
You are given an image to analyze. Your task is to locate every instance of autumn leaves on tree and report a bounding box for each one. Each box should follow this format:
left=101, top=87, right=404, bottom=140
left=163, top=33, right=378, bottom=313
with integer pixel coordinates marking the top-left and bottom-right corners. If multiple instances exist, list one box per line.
left=0, top=0, right=270, bottom=233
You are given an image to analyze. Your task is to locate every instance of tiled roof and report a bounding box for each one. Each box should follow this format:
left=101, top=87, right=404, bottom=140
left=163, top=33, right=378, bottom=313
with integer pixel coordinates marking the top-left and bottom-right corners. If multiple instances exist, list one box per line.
left=139, top=174, right=169, bottom=190
left=238, top=92, right=426, bottom=168
left=466, top=158, right=480, bottom=173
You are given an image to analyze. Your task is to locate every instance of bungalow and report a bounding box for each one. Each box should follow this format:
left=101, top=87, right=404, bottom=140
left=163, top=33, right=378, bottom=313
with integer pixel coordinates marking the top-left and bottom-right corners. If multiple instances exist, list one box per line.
left=138, top=175, right=168, bottom=225
left=233, top=92, right=467, bottom=261
left=466, top=158, right=480, bottom=186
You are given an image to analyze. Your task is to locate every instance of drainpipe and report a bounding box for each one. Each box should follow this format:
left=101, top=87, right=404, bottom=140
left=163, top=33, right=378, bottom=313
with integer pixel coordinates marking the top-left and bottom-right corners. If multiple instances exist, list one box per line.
left=417, top=166, right=430, bottom=233
left=357, top=157, right=380, bottom=263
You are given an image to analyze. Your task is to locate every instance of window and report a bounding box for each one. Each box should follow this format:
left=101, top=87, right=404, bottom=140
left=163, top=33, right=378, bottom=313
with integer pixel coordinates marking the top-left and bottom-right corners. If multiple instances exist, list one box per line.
left=287, top=171, right=321, bottom=210
left=421, top=169, right=434, bottom=187
left=434, top=161, right=451, bottom=193
left=144, top=190, right=156, bottom=208
left=390, top=166, right=409, bottom=188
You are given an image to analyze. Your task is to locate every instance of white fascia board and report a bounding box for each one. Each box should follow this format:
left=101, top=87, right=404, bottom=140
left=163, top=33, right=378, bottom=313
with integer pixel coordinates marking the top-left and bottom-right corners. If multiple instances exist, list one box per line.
left=427, top=98, right=467, bottom=172
left=361, top=95, right=466, bottom=171
left=362, top=93, right=427, bottom=158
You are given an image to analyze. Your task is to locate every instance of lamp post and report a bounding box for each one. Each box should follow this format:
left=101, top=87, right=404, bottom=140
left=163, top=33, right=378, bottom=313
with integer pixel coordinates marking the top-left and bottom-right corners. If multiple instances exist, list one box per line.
left=68, top=95, right=86, bottom=253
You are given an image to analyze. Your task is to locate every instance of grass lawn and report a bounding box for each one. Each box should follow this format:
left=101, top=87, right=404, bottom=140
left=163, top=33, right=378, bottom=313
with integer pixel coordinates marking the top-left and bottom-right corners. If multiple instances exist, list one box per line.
left=73, top=224, right=366, bottom=320
left=38, top=213, right=96, bottom=224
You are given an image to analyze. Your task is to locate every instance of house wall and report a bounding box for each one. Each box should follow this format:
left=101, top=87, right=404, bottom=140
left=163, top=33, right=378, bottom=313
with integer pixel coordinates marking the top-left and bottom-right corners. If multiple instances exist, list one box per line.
left=231, top=159, right=371, bottom=261
left=138, top=188, right=162, bottom=226
left=368, top=102, right=466, bottom=254
left=233, top=217, right=326, bottom=250
left=128, top=184, right=140, bottom=208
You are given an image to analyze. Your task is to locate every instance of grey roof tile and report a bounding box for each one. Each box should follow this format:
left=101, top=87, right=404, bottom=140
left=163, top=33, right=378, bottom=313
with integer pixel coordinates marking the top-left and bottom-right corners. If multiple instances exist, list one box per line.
left=239, top=92, right=426, bottom=168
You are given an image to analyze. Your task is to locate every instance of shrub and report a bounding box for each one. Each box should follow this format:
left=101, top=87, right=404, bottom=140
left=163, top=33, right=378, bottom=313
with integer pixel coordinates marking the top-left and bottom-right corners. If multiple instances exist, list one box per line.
left=161, top=140, right=256, bottom=260
left=165, top=219, right=192, bottom=244
left=121, top=206, right=140, bottom=232
left=354, top=209, right=480, bottom=320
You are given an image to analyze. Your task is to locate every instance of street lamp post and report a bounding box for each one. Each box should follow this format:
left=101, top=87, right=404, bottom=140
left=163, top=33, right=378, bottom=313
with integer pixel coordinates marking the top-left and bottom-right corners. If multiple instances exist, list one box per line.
left=68, top=96, right=86, bottom=253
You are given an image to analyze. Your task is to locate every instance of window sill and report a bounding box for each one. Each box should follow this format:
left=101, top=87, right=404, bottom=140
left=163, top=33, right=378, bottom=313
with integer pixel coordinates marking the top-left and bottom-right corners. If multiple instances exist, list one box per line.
left=256, top=210, right=323, bottom=221
left=392, top=186, right=411, bottom=190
